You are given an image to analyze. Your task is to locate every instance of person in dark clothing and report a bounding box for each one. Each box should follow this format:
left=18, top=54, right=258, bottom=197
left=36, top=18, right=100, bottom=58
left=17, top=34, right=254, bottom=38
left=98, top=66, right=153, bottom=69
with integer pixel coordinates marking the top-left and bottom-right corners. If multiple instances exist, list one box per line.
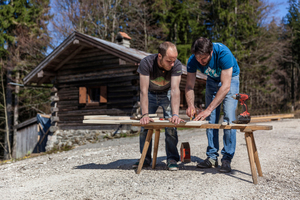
left=132, top=41, right=184, bottom=171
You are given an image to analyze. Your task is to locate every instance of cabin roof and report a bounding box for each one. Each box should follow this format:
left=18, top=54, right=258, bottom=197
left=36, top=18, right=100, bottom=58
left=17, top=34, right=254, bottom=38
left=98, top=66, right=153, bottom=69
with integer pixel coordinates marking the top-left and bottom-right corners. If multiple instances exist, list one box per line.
left=23, top=31, right=206, bottom=85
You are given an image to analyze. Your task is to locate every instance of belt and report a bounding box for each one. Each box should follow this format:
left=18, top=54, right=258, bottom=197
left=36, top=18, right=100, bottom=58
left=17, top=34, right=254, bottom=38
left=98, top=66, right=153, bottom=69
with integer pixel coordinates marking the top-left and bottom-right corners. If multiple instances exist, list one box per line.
left=149, top=90, right=169, bottom=94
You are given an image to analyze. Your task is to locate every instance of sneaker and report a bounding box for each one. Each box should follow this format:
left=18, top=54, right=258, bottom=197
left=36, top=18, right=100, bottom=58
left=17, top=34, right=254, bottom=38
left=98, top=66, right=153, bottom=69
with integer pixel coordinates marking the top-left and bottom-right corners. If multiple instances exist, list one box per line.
left=132, top=160, right=150, bottom=169
left=197, top=157, right=218, bottom=168
left=167, top=160, right=179, bottom=171
left=219, top=160, right=231, bottom=173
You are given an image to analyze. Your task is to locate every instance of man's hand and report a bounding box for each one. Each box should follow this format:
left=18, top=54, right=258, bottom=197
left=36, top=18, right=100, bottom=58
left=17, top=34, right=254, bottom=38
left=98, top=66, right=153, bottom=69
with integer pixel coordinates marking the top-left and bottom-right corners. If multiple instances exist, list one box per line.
left=140, top=116, right=154, bottom=125
left=186, top=106, right=196, bottom=118
left=169, top=115, right=185, bottom=125
left=194, top=109, right=211, bottom=121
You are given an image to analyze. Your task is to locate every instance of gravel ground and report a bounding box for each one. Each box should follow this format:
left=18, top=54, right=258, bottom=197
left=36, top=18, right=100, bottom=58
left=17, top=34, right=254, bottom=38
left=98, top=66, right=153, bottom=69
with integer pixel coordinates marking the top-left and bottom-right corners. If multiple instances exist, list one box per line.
left=0, top=119, right=299, bottom=200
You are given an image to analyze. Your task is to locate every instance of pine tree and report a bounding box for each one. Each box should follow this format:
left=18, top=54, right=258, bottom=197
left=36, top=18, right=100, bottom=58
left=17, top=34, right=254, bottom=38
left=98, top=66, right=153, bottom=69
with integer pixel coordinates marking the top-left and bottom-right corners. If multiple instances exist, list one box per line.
left=0, top=0, right=52, bottom=159
left=284, top=0, right=300, bottom=111
left=149, top=0, right=207, bottom=64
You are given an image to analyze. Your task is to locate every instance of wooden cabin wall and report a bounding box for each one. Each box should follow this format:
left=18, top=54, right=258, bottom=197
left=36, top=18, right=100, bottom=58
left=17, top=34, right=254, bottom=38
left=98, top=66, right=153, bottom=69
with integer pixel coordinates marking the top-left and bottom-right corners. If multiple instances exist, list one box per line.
left=54, top=47, right=139, bottom=130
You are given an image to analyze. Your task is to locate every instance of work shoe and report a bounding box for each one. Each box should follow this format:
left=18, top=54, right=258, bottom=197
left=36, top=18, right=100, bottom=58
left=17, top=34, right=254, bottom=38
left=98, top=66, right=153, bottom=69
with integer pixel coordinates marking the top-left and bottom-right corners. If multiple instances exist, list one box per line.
left=167, top=160, right=179, bottom=171
left=197, top=157, right=218, bottom=168
left=132, top=160, right=150, bottom=169
left=219, top=160, right=231, bottom=173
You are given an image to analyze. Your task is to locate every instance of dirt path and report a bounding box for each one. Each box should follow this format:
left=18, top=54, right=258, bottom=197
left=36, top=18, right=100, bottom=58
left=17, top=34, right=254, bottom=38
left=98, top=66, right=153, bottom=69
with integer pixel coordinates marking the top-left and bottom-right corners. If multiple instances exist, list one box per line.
left=0, top=119, right=299, bottom=199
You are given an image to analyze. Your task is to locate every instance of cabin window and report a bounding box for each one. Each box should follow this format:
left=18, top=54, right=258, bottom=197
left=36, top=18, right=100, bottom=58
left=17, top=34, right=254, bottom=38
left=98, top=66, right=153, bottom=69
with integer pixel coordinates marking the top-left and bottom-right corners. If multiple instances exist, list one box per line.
left=79, top=86, right=107, bottom=104
left=88, top=87, right=100, bottom=103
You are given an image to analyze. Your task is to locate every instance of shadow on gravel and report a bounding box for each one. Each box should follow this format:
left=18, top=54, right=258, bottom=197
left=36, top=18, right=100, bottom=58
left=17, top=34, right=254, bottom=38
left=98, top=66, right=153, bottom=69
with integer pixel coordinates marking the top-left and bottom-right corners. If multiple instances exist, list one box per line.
left=73, top=155, right=253, bottom=183
left=180, top=156, right=253, bottom=184
left=73, top=156, right=168, bottom=170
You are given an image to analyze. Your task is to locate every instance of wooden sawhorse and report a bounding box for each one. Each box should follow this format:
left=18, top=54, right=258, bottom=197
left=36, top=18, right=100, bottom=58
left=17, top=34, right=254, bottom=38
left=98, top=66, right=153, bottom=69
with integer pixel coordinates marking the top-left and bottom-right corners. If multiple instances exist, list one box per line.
left=134, top=122, right=272, bottom=185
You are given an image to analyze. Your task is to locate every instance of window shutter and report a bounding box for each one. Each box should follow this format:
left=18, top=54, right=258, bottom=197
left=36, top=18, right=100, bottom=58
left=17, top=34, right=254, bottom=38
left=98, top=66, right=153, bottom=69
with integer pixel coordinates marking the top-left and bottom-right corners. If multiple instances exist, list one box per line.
left=79, top=87, right=87, bottom=104
left=100, top=86, right=107, bottom=103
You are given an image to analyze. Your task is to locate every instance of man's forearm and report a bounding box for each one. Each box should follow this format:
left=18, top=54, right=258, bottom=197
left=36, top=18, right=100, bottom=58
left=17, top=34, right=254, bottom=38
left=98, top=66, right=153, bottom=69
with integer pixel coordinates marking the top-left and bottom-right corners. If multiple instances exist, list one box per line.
left=206, top=85, right=230, bottom=112
left=140, top=91, right=148, bottom=115
left=171, top=88, right=180, bottom=115
left=185, top=87, right=195, bottom=108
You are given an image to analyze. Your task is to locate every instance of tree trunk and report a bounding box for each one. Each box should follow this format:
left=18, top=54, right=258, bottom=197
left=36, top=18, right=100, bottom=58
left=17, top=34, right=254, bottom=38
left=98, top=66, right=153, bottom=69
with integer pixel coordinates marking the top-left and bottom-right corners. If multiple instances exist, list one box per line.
left=13, top=71, right=20, bottom=158
left=4, top=69, right=12, bottom=160
left=291, top=63, right=295, bottom=112
left=111, top=14, right=116, bottom=42
left=144, top=18, right=147, bottom=51
left=234, top=0, right=237, bottom=56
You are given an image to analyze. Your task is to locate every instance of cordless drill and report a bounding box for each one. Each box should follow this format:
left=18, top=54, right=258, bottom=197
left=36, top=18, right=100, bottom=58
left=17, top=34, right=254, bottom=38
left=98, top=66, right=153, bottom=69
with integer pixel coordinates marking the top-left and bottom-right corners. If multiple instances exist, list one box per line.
left=232, top=93, right=251, bottom=124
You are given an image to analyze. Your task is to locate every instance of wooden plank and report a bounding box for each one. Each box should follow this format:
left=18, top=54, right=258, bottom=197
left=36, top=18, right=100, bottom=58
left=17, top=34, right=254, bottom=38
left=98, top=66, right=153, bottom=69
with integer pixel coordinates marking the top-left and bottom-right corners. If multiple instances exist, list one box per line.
left=84, top=116, right=130, bottom=120
left=250, top=132, right=263, bottom=177
left=38, top=114, right=51, bottom=118
left=137, top=129, right=153, bottom=174
left=50, top=96, right=60, bottom=102
left=82, top=119, right=208, bottom=126
left=57, top=67, right=137, bottom=81
left=58, top=63, right=133, bottom=76
left=14, top=117, right=37, bottom=130
left=58, top=75, right=139, bottom=88
left=82, top=119, right=273, bottom=131
left=250, top=114, right=294, bottom=123
left=251, top=114, right=294, bottom=120
left=51, top=107, right=59, bottom=112
left=245, top=132, right=258, bottom=184
left=59, top=58, right=119, bottom=71
left=83, top=114, right=157, bottom=120
left=66, top=54, right=117, bottom=65
left=152, top=129, right=160, bottom=169
left=200, top=124, right=273, bottom=131
left=51, top=116, right=60, bottom=122
left=39, top=129, right=50, bottom=145
left=57, top=71, right=136, bottom=84
left=68, top=50, right=110, bottom=60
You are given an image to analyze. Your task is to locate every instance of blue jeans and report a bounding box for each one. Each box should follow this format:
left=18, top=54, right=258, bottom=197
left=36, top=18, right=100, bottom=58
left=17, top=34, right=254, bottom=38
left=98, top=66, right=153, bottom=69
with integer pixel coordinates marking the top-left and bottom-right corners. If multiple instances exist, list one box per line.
left=139, top=90, right=180, bottom=163
left=205, top=75, right=239, bottom=162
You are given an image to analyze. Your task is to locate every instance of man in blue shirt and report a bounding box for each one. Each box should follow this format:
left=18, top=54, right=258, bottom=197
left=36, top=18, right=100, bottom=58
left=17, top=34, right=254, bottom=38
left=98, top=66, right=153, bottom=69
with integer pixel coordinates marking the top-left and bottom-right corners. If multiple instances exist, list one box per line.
left=185, top=37, right=240, bottom=173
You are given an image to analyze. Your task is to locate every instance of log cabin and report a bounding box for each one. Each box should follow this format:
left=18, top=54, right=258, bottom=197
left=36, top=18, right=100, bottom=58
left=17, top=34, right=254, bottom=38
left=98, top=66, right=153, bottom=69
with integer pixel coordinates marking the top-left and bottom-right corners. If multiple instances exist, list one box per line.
left=23, top=31, right=207, bottom=132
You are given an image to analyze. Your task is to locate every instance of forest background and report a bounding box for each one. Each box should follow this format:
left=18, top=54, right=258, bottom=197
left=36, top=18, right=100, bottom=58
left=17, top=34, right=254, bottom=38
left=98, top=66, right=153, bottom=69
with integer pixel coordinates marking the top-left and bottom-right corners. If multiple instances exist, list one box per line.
left=0, top=0, right=299, bottom=159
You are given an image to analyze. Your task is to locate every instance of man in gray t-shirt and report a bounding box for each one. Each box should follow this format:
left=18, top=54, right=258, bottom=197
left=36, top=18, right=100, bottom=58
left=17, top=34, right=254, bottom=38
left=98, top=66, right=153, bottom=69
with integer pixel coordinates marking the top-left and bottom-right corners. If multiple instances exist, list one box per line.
left=132, top=41, right=184, bottom=171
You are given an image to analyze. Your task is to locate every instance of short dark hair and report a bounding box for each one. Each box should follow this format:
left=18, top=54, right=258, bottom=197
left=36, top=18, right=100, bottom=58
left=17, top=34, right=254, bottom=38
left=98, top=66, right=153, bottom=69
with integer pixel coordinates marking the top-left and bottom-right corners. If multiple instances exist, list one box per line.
left=158, top=41, right=177, bottom=58
left=191, top=37, right=213, bottom=55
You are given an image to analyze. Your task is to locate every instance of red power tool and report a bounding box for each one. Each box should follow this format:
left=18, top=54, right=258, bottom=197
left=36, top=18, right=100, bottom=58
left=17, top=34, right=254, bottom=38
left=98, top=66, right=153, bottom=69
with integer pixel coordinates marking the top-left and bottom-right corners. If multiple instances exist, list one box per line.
left=232, top=93, right=251, bottom=124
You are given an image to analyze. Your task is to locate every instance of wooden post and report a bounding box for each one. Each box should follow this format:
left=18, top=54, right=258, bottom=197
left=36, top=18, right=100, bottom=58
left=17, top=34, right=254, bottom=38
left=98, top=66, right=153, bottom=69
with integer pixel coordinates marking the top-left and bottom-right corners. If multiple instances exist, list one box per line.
left=250, top=132, right=263, bottom=177
left=245, top=132, right=258, bottom=184
left=152, top=129, right=160, bottom=169
left=136, top=129, right=153, bottom=174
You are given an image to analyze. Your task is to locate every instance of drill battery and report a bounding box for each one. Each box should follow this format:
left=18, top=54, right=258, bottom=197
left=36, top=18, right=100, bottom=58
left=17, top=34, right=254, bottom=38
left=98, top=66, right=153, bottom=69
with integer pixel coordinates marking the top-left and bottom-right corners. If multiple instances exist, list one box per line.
left=180, top=142, right=191, bottom=163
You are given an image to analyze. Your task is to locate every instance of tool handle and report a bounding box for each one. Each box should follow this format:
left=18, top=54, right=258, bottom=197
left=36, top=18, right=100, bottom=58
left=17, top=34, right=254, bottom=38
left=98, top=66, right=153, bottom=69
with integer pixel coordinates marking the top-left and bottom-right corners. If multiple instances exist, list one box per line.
left=242, top=103, right=247, bottom=111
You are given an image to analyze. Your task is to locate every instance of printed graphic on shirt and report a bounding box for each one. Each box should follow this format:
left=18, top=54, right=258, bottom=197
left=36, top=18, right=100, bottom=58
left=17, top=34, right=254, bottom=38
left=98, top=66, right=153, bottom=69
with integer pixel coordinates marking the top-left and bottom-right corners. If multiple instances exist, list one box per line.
left=137, top=54, right=183, bottom=92
left=151, top=77, right=170, bottom=86
left=200, top=66, right=222, bottom=78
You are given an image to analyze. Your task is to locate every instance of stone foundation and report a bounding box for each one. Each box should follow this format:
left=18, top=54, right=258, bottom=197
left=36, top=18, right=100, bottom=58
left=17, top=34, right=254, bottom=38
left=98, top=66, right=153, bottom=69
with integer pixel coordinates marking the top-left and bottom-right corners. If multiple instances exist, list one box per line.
left=46, top=126, right=141, bottom=151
